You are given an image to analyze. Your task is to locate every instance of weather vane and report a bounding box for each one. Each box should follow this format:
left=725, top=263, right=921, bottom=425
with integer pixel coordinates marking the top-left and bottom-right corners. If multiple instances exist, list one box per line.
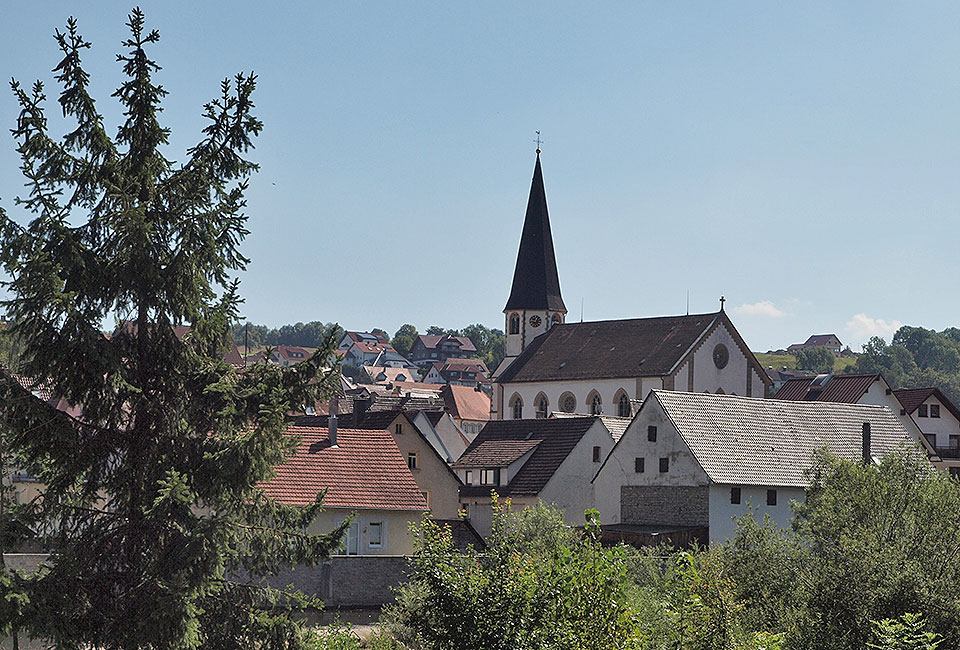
left=534, top=130, right=543, bottom=153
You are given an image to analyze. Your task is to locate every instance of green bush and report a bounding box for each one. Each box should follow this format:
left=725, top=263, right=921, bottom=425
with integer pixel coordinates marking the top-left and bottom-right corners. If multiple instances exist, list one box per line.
left=302, top=619, right=361, bottom=650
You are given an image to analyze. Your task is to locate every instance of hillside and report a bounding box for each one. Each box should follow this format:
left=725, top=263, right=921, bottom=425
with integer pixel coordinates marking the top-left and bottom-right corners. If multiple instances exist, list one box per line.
left=754, top=353, right=857, bottom=373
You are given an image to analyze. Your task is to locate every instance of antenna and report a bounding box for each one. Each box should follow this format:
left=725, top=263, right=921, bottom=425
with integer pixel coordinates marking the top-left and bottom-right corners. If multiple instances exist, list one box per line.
left=580, top=297, right=584, bottom=323
left=686, top=291, right=690, bottom=316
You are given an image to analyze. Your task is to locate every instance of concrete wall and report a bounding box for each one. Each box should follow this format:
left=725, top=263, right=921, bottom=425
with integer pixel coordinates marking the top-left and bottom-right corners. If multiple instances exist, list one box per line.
left=263, top=556, right=410, bottom=608
left=620, top=485, right=709, bottom=527
left=707, top=484, right=805, bottom=544
left=539, top=420, right=618, bottom=527
left=592, top=398, right=710, bottom=524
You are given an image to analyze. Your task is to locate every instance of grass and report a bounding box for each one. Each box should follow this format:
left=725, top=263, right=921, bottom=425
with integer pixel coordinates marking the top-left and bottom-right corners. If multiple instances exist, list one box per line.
left=754, top=353, right=857, bottom=373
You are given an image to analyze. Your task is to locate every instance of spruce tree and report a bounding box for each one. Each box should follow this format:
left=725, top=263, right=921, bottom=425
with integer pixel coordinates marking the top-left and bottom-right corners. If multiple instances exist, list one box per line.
left=0, top=10, right=344, bottom=649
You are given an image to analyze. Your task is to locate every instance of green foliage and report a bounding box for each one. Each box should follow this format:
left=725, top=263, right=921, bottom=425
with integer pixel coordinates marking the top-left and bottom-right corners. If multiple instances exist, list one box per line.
left=230, top=321, right=343, bottom=350
left=868, top=613, right=943, bottom=650
left=793, top=347, right=834, bottom=373
left=720, top=451, right=960, bottom=650
left=0, top=10, right=343, bottom=649
left=391, top=324, right=418, bottom=358
left=385, top=498, right=640, bottom=650
left=303, top=620, right=362, bottom=650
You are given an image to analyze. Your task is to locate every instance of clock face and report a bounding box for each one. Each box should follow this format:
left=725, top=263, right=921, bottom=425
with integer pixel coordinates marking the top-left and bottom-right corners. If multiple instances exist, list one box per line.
left=713, top=343, right=729, bottom=369
left=529, top=315, right=542, bottom=328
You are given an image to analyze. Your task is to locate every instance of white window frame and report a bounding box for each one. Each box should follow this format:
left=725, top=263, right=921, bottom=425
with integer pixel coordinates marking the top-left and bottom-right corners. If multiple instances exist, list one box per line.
left=367, top=521, right=384, bottom=550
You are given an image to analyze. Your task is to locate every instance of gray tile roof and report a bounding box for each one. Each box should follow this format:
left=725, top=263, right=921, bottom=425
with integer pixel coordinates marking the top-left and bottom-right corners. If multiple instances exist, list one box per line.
left=651, top=390, right=924, bottom=488
left=553, top=413, right=631, bottom=441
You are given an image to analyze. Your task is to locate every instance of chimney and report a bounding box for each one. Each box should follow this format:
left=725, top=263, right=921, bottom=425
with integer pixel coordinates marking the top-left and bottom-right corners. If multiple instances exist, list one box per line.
left=354, top=395, right=370, bottom=426
left=862, top=422, right=870, bottom=465
left=329, top=398, right=339, bottom=448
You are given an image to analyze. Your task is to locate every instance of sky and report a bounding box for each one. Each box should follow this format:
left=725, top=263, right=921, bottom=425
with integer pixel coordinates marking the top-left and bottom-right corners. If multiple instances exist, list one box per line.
left=1, top=2, right=959, bottom=352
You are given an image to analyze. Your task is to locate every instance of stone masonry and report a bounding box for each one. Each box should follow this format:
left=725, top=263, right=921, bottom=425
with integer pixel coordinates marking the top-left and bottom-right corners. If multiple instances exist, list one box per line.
left=620, top=485, right=709, bottom=527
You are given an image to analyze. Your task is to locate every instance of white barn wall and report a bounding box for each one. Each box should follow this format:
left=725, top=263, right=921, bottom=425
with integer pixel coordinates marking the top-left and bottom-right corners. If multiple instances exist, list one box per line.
left=707, top=484, right=804, bottom=545
left=538, top=421, right=616, bottom=527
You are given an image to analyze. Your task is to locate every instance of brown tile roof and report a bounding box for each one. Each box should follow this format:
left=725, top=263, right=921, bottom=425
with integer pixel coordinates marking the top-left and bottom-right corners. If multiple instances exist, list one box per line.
left=893, top=387, right=960, bottom=422
left=442, top=385, right=491, bottom=422
left=497, top=312, right=720, bottom=383
left=452, top=440, right=541, bottom=468
left=441, top=358, right=489, bottom=373
left=774, top=374, right=880, bottom=403
left=392, top=381, right=442, bottom=394
left=416, top=335, right=477, bottom=353
left=459, top=417, right=598, bottom=497
left=261, top=424, right=427, bottom=511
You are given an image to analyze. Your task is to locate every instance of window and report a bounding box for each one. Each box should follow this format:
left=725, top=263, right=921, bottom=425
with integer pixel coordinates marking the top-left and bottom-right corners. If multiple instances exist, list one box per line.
left=551, top=314, right=562, bottom=328
left=659, top=457, right=669, bottom=473
left=592, top=445, right=601, bottom=463
left=918, top=404, right=928, bottom=417
left=924, top=434, right=937, bottom=448
left=368, top=522, right=383, bottom=549
left=509, top=313, right=520, bottom=335
left=421, top=491, right=431, bottom=509
left=461, top=503, right=470, bottom=518
left=730, top=487, right=741, bottom=504
left=951, top=467, right=960, bottom=479
left=535, top=394, right=548, bottom=419
left=634, top=457, right=645, bottom=473
left=648, top=425, right=657, bottom=442
left=766, top=490, right=777, bottom=506
left=465, top=470, right=473, bottom=485
left=511, top=395, right=523, bottom=420
left=560, top=393, right=577, bottom=413
left=931, top=404, right=941, bottom=418
left=394, top=423, right=403, bottom=435
left=951, top=435, right=959, bottom=449
left=618, top=394, right=631, bottom=417
left=480, top=468, right=499, bottom=485
left=590, top=393, right=602, bottom=415
left=407, top=452, right=418, bottom=470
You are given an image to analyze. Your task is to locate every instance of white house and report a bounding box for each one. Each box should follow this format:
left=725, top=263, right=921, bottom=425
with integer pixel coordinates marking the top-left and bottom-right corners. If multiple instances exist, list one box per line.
left=592, top=390, right=928, bottom=544
left=453, top=416, right=624, bottom=537
left=893, top=387, right=960, bottom=477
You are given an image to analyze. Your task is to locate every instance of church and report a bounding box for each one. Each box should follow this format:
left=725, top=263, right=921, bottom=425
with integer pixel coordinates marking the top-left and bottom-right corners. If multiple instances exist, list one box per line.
left=491, top=152, right=771, bottom=420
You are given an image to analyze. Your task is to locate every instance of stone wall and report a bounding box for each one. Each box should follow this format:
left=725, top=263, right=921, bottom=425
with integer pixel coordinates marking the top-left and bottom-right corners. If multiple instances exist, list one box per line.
left=264, top=555, right=410, bottom=608
left=620, top=485, right=709, bottom=527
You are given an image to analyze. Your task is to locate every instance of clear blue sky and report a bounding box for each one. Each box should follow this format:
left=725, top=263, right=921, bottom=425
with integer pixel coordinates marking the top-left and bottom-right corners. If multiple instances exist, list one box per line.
left=2, top=2, right=959, bottom=352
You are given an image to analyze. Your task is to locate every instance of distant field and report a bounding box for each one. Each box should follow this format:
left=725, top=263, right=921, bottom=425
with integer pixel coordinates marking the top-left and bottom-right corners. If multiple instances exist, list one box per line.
left=754, top=353, right=857, bottom=373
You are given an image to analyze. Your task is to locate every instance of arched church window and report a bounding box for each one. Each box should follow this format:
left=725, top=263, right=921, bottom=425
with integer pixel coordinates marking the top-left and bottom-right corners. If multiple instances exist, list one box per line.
left=588, top=392, right=602, bottom=415
left=617, top=393, right=631, bottom=418
left=560, top=392, right=576, bottom=413
left=535, top=394, right=548, bottom=419
left=551, top=314, right=562, bottom=328
left=510, top=394, right=523, bottom=419
left=509, top=313, right=520, bottom=335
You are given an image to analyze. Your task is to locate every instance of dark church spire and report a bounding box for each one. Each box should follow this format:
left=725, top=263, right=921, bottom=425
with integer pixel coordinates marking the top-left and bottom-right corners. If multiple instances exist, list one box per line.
left=504, top=153, right=566, bottom=312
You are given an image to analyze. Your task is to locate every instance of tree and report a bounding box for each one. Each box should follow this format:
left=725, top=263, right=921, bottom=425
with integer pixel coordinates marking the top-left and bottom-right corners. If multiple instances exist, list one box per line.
left=794, top=346, right=834, bottom=373
left=391, top=323, right=418, bottom=358
left=0, top=11, right=344, bottom=649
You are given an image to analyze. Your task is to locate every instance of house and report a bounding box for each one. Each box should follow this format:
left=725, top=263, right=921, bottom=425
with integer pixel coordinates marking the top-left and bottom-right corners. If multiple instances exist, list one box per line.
left=359, top=366, right=419, bottom=385
left=300, top=406, right=463, bottom=519
left=422, top=358, right=490, bottom=387
left=491, top=153, right=770, bottom=420
left=441, top=384, right=490, bottom=439
left=409, top=334, right=478, bottom=369
left=261, top=421, right=427, bottom=555
left=893, top=387, right=960, bottom=477
left=273, top=345, right=314, bottom=366
left=337, top=331, right=414, bottom=368
left=786, top=334, right=843, bottom=357
left=765, top=368, right=801, bottom=394
left=453, top=416, right=622, bottom=537
left=592, top=390, right=928, bottom=545
left=773, top=373, right=947, bottom=472
left=409, top=410, right=472, bottom=463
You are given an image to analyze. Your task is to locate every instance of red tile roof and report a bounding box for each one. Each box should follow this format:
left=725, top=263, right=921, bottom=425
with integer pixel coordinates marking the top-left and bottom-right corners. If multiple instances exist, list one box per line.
left=416, top=335, right=477, bottom=353
left=441, top=358, right=489, bottom=374
left=442, top=385, right=491, bottom=422
left=774, top=374, right=880, bottom=403
left=261, top=424, right=427, bottom=511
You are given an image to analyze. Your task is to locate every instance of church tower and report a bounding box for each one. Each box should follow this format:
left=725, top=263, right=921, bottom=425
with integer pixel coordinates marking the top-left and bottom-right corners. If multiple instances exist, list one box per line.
left=501, top=151, right=567, bottom=367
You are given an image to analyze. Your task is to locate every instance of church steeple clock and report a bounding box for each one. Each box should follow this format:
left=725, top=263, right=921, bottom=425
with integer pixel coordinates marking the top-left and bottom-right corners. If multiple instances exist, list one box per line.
left=501, top=150, right=567, bottom=366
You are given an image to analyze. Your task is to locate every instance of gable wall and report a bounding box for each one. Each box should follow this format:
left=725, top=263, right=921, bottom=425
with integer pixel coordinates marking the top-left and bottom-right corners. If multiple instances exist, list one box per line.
left=592, top=398, right=710, bottom=524
left=538, top=421, right=618, bottom=527
left=673, top=321, right=764, bottom=397
left=388, top=414, right=462, bottom=520
left=911, top=396, right=960, bottom=448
